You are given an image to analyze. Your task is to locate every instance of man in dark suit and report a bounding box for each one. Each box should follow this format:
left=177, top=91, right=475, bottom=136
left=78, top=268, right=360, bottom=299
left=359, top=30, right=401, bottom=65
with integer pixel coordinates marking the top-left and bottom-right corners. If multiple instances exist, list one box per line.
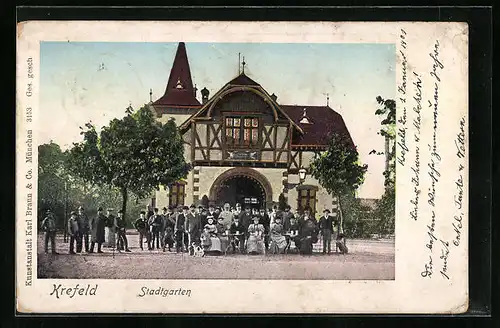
left=186, top=204, right=200, bottom=246
left=175, top=206, right=187, bottom=253
left=240, top=206, right=252, bottom=237
left=229, top=217, right=246, bottom=253
left=318, top=208, right=334, bottom=254
left=162, top=206, right=176, bottom=252
left=89, top=207, right=106, bottom=253
left=115, top=209, right=131, bottom=252
left=259, top=208, right=271, bottom=251
left=149, top=208, right=162, bottom=250
left=282, top=205, right=294, bottom=232
left=134, top=211, right=149, bottom=250
left=76, top=206, right=90, bottom=253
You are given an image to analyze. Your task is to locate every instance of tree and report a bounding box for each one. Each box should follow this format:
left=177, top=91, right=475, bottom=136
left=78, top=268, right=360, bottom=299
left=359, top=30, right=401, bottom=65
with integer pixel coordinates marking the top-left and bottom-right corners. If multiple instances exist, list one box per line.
left=38, top=142, right=67, bottom=229
left=309, top=132, right=368, bottom=235
left=66, top=105, right=191, bottom=221
left=309, top=132, right=368, bottom=196
left=369, top=96, right=396, bottom=236
left=370, top=96, right=396, bottom=189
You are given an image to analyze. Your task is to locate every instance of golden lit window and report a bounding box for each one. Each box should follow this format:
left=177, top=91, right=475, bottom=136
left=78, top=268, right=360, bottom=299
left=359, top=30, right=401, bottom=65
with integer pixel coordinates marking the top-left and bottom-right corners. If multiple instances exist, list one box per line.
left=225, top=116, right=259, bottom=148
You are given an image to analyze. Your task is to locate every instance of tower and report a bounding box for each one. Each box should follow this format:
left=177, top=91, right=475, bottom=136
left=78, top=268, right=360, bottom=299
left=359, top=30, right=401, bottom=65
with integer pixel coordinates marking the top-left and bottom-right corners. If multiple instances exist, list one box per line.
left=150, top=42, right=202, bottom=125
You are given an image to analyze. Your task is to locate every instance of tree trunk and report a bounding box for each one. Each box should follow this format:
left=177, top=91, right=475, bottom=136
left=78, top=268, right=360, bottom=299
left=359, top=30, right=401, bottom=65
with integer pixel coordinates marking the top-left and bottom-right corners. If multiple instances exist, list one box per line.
left=338, top=194, right=344, bottom=234
left=121, top=187, right=128, bottom=223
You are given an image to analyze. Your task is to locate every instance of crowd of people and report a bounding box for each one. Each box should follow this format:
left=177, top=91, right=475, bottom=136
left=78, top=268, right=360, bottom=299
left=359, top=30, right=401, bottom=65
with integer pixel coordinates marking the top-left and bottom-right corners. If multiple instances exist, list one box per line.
left=40, top=202, right=345, bottom=256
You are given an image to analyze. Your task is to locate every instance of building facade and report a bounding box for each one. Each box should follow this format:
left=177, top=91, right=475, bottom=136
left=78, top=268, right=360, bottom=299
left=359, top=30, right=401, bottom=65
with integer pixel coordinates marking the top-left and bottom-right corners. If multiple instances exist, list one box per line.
left=150, top=42, right=354, bottom=214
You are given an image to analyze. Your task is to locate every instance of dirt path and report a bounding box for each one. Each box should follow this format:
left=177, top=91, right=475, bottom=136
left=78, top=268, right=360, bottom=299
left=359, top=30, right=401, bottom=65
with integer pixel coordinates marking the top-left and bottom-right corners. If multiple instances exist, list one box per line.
left=37, top=233, right=395, bottom=280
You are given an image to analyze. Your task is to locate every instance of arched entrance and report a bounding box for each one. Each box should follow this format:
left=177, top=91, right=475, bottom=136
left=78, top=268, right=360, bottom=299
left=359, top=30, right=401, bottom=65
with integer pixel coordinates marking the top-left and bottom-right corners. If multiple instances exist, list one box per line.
left=209, top=168, right=273, bottom=208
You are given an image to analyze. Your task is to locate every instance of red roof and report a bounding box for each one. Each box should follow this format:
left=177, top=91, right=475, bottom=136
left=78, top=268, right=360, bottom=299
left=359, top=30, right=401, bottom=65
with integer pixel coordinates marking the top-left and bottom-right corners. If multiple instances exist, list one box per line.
left=153, top=42, right=201, bottom=108
left=281, top=105, right=354, bottom=148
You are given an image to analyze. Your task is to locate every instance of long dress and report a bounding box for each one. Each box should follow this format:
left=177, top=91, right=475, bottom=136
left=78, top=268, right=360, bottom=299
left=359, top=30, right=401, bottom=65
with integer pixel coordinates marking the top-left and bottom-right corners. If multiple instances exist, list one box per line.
left=204, top=223, right=222, bottom=252
left=247, top=223, right=265, bottom=254
left=297, top=218, right=318, bottom=255
left=269, top=223, right=287, bottom=254
left=216, top=223, right=229, bottom=251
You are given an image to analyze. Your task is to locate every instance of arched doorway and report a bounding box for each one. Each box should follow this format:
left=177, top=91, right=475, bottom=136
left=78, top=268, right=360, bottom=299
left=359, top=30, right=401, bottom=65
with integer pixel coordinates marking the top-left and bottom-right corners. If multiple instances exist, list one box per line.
left=209, top=168, right=273, bottom=208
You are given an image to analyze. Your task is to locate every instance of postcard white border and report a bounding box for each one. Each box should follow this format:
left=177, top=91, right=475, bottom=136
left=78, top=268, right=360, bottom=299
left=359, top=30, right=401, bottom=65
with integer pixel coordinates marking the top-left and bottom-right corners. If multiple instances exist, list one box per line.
left=16, top=21, right=468, bottom=313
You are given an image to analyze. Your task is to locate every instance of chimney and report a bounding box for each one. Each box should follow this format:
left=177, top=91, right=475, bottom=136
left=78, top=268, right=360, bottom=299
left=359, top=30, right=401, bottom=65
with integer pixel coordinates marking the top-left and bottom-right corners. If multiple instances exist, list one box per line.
left=271, top=93, right=277, bottom=102
left=201, top=87, right=209, bottom=105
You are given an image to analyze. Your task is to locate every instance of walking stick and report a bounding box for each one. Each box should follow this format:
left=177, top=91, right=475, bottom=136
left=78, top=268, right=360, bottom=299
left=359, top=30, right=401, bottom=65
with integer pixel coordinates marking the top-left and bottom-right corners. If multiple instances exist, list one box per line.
left=112, top=230, right=115, bottom=259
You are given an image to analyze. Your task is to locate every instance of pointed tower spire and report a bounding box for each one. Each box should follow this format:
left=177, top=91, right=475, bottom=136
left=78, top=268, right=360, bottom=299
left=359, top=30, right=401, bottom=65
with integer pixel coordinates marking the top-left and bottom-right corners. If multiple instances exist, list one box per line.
left=153, top=42, right=201, bottom=108
left=165, top=42, right=195, bottom=93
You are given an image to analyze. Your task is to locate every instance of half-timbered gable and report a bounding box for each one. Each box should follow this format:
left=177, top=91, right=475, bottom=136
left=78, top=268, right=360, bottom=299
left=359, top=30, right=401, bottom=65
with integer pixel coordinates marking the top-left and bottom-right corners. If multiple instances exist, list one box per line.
left=179, top=72, right=303, bottom=169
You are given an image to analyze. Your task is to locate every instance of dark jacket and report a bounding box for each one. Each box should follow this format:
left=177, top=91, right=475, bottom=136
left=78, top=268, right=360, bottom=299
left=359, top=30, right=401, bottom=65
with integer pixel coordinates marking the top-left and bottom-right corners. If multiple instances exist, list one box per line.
left=105, top=214, right=116, bottom=228
left=90, top=213, right=106, bottom=243
left=162, top=213, right=176, bottom=231
left=282, top=211, right=294, bottom=232
left=77, top=213, right=90, bottom=233
left=185, top=213, right=199, bottom=233
left=259, top=214, right=271, bottom=233
left=229, top=221, right=246, bottom=235
left=175, top=213, right=186, bottom=231
left=318, top=215, right=335, bottom=232
left=239, top=212, right=252, bottom=231
left=134, top=217, right=148, bottom=233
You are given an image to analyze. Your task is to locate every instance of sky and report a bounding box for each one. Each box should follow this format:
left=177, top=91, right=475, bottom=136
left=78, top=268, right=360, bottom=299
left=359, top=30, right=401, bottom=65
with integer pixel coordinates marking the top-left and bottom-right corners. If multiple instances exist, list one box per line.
left=39, top=42, right=395, bottom=199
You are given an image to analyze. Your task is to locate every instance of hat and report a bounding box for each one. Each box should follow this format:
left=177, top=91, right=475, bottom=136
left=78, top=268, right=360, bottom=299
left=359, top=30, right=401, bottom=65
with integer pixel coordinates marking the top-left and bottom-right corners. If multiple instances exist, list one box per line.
left=154, top=207, right=159, bottom=212
left=190, top=204, right=196, bottom=209
left=162, top=207, right=167, bottom=211
left=198, top=205, right=204, bottom=209
left=97, top=207, right=103, bottom=212
left=140, top=211, right=146, bottom=214
left=235, top=203, right=241, bottom=207
left=285, top=205, right=291, bottom=210
left=323, top=209, right=331, bottom=213
left=118, top=209, right=123, bottom=214
left=183, top=206, right=189, bottom=210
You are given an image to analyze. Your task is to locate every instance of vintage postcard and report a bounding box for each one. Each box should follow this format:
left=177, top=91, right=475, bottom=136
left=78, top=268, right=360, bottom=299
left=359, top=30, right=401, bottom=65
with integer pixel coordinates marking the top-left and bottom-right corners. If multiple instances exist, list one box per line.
left=16, top=21, right=468, bottom=313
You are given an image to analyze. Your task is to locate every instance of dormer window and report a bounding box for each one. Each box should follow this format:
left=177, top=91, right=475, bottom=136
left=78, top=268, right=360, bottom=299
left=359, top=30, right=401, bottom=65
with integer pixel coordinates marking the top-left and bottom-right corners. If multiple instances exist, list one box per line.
left=176, top=78, right=184, bottom=89
left=299, top=108, right=312, bottom=124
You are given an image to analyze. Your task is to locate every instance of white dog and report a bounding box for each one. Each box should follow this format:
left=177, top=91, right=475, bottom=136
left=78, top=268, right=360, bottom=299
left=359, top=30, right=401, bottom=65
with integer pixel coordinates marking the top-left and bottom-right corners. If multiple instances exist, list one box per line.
left=189, top=242, right=205, bottom=257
